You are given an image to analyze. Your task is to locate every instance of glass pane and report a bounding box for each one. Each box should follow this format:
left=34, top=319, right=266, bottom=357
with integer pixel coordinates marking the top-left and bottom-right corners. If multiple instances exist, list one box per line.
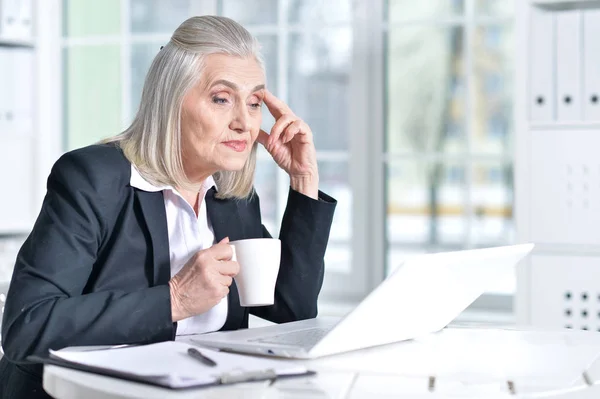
left=319, top=161, right=351, bottom=241
left=386, top=160, right=466, bottom=246
left=472, top=25, right=514, bottom=155
left=475, top=0, right=514, bottom=16
left=387, top=0, right=464, bottom=21
left=388, top=245, right=446, bottom=276
left=219, top=0, right=278, bottom=25
left=131, top=43, right=161, bottom=118
left=257, top=35, right=278, bottom=131
left=319, top=160, right=351, bottom=274
left=288, top=29, right=352, bottom=151
left=65, top=46, right=122, bottom=150
left=258, top=35, right=277, bottom=93
left=63, top=0, right=121, bottom=37
left=288, top=0, right=352, bottom=24
left=470, top=162, right=514, bottom=247
left=386, top=26, right=465, bottom=154
left=130, top=0, right=190, bottom=34
left=471, top=162, right=515, bottom=294
left=254, top=147, right=278, bottom=235
left=0, top=236, right=26, bottom=282
left=324, top=243, right=351, bottom=274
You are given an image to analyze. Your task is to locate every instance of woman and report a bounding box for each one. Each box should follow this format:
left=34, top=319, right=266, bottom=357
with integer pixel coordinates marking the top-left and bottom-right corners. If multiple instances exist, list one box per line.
left=0, top=16, right=336, bottom=398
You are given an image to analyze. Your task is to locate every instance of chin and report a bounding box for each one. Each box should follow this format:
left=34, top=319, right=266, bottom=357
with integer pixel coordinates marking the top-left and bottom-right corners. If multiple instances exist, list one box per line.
left=218, top=158, right=248, bottom=172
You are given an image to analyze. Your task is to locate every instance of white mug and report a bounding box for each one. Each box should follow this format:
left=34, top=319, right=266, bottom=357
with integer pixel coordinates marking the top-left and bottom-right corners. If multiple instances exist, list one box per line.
left=230, top=238, right=281, bottom=307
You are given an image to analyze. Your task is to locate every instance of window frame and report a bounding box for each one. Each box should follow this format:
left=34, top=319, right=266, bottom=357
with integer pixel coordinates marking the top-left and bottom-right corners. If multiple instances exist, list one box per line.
left=49, top=0, right=516, bottom=315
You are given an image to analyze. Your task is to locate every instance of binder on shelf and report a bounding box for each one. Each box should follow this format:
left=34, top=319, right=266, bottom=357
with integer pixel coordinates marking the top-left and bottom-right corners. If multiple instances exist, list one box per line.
left=12, top=47, right=33, bottom=134
left=6, top=46, right=16, bottom=133
left=0, top=48, right=4, bottom=132
left=29, top=341, right=315, bottom=390
left=555, top=10, right=582, bottom=122
left=0, top=0, right=11, bottom=38
left=0, top=47, right=13, bottom=134
left=0, top=0, right=33, bottom=40
left=529, top=7, right=555, bottom=122
left=533, top=0, right=600, bottom=11
left=0, top=46, right=33, bottom=135
left=582, top=10, right=600, bottom=121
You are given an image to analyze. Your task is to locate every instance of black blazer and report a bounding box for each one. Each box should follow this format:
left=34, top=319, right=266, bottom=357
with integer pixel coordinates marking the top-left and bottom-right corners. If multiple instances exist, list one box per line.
left=0, top=144, right=336, bottom=398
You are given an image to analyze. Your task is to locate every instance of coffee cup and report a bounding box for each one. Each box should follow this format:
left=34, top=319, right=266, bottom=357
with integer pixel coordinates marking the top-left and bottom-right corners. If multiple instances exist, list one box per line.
left=230, top=238, right=281, bottom=307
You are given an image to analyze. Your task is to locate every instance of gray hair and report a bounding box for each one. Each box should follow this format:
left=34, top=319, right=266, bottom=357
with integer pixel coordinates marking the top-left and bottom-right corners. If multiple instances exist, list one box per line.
left=104, top=16, right=265, bottom=199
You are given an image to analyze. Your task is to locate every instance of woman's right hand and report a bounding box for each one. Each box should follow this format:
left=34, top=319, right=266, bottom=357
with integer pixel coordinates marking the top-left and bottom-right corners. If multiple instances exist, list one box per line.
left=168, top=237, right=239, bottom=322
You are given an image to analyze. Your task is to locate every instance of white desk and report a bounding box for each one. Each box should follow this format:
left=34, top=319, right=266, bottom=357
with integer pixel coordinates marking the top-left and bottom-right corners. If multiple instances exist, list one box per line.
left=43, top=326, right=600, bottom=399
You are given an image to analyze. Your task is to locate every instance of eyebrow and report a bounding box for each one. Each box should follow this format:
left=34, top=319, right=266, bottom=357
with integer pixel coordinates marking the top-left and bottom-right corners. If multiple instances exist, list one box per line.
left=210, top=79, right=265, bottom=93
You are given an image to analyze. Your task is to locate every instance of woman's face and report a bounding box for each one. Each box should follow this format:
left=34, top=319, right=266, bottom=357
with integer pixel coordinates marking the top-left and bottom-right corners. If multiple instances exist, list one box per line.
left=180, top=53, right=265, bottom=181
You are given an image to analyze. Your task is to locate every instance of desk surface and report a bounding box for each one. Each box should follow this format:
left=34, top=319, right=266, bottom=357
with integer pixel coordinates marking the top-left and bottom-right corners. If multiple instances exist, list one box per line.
left=43, top=326, right=600, bottom=399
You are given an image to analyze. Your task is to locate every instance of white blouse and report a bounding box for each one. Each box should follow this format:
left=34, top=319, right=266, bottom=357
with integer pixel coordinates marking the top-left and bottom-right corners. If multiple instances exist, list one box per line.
left=130, top=165, right=228, bottom=335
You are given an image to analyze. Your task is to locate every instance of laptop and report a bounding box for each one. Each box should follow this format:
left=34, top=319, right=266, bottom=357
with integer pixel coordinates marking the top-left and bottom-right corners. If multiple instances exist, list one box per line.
left=191, top=243, right=534, bottom=359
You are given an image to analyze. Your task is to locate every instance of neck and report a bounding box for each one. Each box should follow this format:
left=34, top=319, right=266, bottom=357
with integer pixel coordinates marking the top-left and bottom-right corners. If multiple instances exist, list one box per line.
left=176, top=178, right=211, bottom=217
left=181, top=156, right=216, bottom=189
left=177, top=162, right=216, bottom=215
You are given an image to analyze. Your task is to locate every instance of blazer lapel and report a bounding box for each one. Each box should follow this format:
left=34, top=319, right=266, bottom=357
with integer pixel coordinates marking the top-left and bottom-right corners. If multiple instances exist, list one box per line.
left=205, top=187, right=247, bottom=330
left=136, top=190, right=171, bottom=286
left=205, top=187, right=246, bottom=242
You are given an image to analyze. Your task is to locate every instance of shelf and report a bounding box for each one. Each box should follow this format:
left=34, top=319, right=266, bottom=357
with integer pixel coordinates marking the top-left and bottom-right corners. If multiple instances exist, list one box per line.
left=532, top=0, right=600, bottom=10
left=529, top=121, right=600, bottom=130
left=0, top=225, right=32, bottom=236
left=525, top=243, right=600, bottom=256
left=0, top=37, right=34, bottom=48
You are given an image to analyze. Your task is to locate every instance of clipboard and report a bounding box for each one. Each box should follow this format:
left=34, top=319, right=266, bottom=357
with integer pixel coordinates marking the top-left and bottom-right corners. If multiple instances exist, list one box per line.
left=28, top=341, right=315, bottom=390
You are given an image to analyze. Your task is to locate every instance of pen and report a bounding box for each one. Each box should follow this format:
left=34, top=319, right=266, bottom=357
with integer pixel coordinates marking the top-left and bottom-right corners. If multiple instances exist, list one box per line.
left=187, top=347, right=217, bottom=367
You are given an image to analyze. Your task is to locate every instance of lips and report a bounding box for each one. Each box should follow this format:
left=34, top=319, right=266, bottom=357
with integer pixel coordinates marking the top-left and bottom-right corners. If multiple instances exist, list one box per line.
left=222, top=140, right=247, bottom=152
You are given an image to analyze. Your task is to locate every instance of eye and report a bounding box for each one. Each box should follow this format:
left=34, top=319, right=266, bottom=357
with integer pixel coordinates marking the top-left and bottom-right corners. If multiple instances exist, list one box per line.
left=249, top=102, right=262, bottom=109
left=212, top=96, right=228, bottom=104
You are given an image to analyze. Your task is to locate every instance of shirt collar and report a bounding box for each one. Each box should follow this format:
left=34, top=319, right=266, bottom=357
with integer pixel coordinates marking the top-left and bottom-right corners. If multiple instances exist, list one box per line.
left=130, top=164, right=217, bottom=193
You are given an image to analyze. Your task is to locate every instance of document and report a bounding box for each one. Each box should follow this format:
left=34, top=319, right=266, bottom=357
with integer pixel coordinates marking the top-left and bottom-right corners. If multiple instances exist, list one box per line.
left=33, top=341, right=311, bottom=389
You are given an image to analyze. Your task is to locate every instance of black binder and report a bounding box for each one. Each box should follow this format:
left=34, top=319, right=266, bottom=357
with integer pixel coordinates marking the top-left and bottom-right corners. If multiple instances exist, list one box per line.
left=28, top=342, right=316, bottom=390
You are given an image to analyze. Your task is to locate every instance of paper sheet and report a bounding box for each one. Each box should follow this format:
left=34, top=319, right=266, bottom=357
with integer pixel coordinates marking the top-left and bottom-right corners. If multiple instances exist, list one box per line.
left=50, top=341, right=307, bottom=388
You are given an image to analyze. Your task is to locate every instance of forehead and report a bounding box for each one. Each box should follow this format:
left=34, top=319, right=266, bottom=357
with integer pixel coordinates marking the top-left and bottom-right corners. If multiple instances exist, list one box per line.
left=201, top=53, right=265, bottom=90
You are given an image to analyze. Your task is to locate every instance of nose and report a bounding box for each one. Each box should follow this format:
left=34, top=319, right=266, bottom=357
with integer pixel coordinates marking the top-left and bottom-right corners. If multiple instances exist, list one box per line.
left=229, top=102, right=252, bottom=134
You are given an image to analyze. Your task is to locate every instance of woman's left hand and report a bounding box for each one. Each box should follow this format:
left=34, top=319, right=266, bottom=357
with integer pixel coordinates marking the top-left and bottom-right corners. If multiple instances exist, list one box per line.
left=257, top=90, right=319, bottom=199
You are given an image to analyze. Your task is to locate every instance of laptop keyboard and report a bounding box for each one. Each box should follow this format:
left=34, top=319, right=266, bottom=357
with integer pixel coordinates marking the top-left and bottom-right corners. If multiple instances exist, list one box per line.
left=249, top=327, right=331, bottom=348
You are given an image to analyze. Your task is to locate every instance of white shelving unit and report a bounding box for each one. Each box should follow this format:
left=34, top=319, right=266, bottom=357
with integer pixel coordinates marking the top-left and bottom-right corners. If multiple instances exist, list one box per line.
left=0, top=36, right=33, bottom=47
left=0, top=33, right=36, bottom=235
left=515, top=0, right=600, bottom=330
left=532, top=0, right=600, bottom=10
left=0, top=0, right=60, bottom=236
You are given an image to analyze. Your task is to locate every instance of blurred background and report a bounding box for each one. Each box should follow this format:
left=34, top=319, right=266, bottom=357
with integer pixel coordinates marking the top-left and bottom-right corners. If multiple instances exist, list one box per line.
left=0, top=0, right=517, bottom=322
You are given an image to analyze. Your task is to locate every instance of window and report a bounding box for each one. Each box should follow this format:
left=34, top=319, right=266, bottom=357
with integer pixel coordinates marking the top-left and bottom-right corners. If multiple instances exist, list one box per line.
left=385, top=0, right=515, bottom=303
left=60, top=0, right=515, bottom=315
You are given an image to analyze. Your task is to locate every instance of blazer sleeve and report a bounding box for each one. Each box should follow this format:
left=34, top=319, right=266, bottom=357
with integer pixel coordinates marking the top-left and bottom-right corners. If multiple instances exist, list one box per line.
left=250, top=188, right=336, bottom=323
left=1, top=152, right=174, bottom=363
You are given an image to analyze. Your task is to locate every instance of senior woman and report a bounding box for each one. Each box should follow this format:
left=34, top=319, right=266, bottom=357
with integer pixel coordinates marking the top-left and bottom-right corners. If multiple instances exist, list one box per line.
left=0, top=15, right=336, bottom=398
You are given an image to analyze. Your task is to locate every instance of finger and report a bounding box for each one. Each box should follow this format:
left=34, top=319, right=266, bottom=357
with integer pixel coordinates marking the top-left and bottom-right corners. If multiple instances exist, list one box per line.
left=219, top=236, right=230, bottom=244
left=217, top=274, right=233, bottom=287
left=292, top=121, right=313, bottom=144
left=257, top=129, right=270, bottom=147
left=208, top=242, right=234, bottom=261
left=263, top=90, right=292, bottom=120
left=282, top=120, right=303, bottom=144
left=268, top=114, right=296, bottom=149
left=218, top=260, right=240, bottom=277
left=218, top=286, right=230, bottom=299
